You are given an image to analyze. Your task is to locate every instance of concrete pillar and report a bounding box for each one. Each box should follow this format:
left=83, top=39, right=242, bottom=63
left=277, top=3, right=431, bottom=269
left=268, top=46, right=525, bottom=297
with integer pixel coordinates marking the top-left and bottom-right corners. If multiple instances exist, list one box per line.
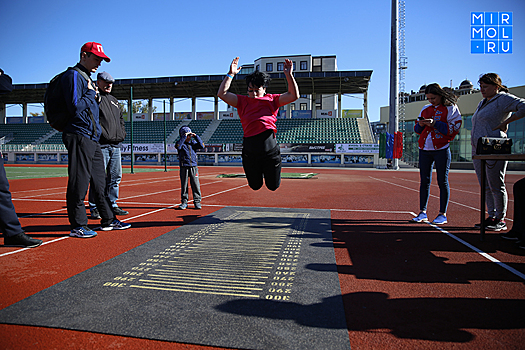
left=311, top=93, right=317, bottom=118
left=170, top=97, right=174, bottom=121
left=338, top=93, right=342, bottom=118
left=214, top=96, right=219, bottom=120
left=0, top=103, right=6, bottom=124
left=22, top=103, right=28, bottom=123
left=191, top=97, right=196, bottom=120
left=148, top=99, right=153, bottom=121
left=287, top=103, right=291, bottom=119
left=364, top=91, right=368, bottom=119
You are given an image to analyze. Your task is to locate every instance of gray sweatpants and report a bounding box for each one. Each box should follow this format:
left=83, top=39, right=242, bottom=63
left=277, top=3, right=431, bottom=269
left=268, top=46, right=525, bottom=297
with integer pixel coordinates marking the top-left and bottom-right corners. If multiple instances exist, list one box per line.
left=180, top=166, right=201, bottom=204
left=472, top=148, right=508, bottom=220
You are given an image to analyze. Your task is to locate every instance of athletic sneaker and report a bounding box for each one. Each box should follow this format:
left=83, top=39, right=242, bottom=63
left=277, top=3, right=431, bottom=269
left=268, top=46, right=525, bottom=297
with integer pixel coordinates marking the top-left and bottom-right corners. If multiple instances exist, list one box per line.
left=486, top=219, right=507, bottom=232
left=70, top=226, right=97, bottom=238
left=4, top=232, right=43, bottom=248
left=432, top=214, right=448, bottom=225
left=474, top=217, right=495, bottom=228
left=179, top=203, right=187, bottom=210
left=90, top=208, right=101, bottom=220
left=410, top=212, right=428, bottom=223
left=112, top=207, right=129, bottom=216
left=194, top=202, right=202, bottom=210
left=100, top=219, right=131, bottom=231
left=500, top=229, right=520, bottom=240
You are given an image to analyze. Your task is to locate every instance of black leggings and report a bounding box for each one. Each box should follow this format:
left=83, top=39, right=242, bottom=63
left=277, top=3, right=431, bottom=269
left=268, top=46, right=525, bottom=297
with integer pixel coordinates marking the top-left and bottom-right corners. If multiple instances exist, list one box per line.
left=242, top=130, right=281, bottom=191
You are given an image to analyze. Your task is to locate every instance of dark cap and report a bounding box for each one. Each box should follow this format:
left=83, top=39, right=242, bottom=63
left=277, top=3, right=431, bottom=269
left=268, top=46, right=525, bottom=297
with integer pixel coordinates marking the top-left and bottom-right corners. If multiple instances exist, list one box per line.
left=81, top=42, right=111, bottom=62
left=97, top=71, right=115, bottom=83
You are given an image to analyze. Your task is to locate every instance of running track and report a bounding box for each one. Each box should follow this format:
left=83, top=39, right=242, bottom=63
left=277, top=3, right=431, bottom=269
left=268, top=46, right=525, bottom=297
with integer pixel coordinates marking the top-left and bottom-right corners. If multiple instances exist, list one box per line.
left=1, top=165, right=524, bottom=349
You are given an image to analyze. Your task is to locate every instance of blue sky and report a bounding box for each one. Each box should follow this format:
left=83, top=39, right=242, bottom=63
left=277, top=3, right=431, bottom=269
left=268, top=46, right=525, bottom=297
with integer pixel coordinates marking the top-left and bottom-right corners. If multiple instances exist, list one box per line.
left=1, top=0, right=523, bottom=122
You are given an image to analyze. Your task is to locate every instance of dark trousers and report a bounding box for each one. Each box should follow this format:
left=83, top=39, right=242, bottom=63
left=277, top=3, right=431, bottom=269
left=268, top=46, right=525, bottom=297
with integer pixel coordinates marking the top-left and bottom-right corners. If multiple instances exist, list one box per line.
left=512, top=177, right=525, bottom=238
left=418, top=148, right=451, bottom=214
left=180, top=166, right=201, bottom=204
left=242, top=130, right=281, bottom=191
left=62, top=132, right=114, bottom=229
left=0, top=158, right=23, bottom=237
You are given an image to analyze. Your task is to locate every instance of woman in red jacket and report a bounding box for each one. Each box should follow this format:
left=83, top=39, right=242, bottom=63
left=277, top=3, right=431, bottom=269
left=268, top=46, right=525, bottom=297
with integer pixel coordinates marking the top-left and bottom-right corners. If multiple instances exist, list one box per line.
left=410, top=83, right=462, bottom=225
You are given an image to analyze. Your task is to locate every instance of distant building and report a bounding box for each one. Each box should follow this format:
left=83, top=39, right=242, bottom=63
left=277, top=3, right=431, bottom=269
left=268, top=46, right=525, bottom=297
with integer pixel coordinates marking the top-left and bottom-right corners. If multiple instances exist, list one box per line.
left=234, top=55, right=338, bottom=112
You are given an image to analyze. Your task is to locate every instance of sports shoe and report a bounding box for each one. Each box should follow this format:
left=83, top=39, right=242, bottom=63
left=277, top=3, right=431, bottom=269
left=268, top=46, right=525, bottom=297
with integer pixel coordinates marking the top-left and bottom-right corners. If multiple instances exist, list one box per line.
left=112, top=207, right=129, bottom=216
left=194, top=202, right=202, bottom=210
left=500, top=229, right=520, bottom=240
left=100, top=219, right=131, bottom=231
left=70, top=226, right=97, bottom=238
left=4, top=232, right=43, bottom=248
left=486, top=219, right=507, bottom=232
left=474, top=217, right=495, bottom=228
left=90, top=208, right=101, bottom=220
left=178, top=203, right=187, bottom=210
left=432, top=214, right=448, bottom=225
left=410, top=212, right=428, bottom=223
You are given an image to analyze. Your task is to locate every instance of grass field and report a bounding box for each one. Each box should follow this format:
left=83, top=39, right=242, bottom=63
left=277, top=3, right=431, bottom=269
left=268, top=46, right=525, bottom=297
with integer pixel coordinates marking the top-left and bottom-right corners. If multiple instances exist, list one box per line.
left=4, top=166, right=171, bottom=180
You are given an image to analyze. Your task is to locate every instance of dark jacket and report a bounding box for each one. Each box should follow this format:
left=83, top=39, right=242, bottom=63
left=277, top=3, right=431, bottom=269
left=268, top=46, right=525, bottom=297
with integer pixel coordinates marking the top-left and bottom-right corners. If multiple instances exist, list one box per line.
left=61, top=63, right=101, bottom=141
left=98, top=91, right=126, bottom=145
left=176, top=133, right=204, bottom=167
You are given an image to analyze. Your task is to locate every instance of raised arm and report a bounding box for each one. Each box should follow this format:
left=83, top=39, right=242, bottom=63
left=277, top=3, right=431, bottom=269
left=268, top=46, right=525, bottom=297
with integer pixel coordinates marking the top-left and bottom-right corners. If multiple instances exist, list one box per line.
left=217, top=57, right=242, bottom=107
left=278, top=58, right=300, bottom=106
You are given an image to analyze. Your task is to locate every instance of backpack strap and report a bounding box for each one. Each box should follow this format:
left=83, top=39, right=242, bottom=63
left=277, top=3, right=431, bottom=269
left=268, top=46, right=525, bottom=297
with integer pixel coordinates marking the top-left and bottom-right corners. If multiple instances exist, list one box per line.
left=68, top=67, right=98, bottom=139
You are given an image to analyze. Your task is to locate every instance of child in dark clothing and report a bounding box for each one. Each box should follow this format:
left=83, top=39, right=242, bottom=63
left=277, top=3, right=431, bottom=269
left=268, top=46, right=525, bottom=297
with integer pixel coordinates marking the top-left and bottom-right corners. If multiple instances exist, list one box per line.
left=175, top=126, right=204, bottom=209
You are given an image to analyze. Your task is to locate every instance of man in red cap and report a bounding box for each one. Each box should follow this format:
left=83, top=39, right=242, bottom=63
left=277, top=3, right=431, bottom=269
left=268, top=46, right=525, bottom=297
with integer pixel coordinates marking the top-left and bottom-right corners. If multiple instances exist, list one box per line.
left=60, top=42, right=131, bottom=238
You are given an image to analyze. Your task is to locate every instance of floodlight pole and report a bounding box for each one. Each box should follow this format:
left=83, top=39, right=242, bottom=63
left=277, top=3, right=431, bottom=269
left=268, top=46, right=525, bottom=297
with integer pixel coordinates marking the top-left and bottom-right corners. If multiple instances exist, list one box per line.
left=130, top=86, right=134, bottom=174
left=388, top=0, right=399, bottom=170
left=163, top=100, right=167, bottom=172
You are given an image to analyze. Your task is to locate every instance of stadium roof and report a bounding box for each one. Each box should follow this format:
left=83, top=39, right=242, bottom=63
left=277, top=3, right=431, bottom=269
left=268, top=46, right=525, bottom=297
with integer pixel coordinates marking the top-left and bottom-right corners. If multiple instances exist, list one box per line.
left=0, top=70, right=372, bottom=104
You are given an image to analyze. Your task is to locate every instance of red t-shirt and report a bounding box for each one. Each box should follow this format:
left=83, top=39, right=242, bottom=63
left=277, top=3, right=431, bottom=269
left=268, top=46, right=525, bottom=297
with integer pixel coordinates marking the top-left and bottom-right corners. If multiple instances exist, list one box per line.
left=236, top=94, right=281, bottom=137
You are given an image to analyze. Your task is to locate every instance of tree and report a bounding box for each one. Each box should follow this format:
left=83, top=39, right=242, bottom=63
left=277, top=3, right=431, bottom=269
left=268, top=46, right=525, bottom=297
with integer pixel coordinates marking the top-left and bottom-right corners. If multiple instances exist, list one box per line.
left=119, top=100, right=157, bottom=114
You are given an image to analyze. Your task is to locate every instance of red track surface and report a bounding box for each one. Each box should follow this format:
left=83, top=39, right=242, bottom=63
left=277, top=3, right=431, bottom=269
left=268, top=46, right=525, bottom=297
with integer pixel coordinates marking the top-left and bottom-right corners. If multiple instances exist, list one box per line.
left=1, top=165, right=524, bottom=349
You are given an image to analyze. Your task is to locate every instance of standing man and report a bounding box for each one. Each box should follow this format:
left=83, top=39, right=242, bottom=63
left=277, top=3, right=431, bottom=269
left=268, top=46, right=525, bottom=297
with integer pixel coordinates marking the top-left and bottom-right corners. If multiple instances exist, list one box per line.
left=1, top=69, right=42, bottom=248
left=88, top=71, right=128, bottom=219
left=61, top=42, right=130, bottom=238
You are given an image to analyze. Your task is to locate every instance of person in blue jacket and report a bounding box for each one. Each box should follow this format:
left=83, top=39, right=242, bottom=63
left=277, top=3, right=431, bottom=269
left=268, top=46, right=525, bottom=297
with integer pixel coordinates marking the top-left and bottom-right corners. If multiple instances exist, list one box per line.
left=176, top=126, right=204, bottom=209
left=61, top=42, right=130, bottom=237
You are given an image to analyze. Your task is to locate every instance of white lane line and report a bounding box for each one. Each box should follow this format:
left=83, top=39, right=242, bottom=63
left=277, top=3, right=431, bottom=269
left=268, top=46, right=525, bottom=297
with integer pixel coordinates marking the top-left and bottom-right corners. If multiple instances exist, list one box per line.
left=407, top=212, right=525, bottom=281
left=1, top=183, right=248, bottom=257
left=370, top=176, right=513, bottom=221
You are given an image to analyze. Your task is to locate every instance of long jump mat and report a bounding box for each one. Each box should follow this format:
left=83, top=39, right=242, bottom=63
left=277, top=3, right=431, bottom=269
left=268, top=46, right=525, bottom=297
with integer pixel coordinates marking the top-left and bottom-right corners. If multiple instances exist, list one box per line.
left=0, top=206, right=350, bottom=350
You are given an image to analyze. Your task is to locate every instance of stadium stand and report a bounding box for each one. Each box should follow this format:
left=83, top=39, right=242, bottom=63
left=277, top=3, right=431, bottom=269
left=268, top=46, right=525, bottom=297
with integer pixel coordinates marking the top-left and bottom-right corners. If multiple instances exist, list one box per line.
left=1, top=118, right=367, bottom=147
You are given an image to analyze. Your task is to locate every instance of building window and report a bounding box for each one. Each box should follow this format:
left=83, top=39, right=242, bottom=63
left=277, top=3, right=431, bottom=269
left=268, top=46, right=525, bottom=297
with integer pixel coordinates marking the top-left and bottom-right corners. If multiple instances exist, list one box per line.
left=293, top=61, right=296, bottom=71
left=290, top=103, right=296, bottom=110
left=277, top=62, right=284, bottom=71
left=256, top=64, right=260, bottom=71
left=266, top=63, right=273, bottom=72
left=300, top=103, right=307, bottom=110
left=300, top=61, right=308, bottom=70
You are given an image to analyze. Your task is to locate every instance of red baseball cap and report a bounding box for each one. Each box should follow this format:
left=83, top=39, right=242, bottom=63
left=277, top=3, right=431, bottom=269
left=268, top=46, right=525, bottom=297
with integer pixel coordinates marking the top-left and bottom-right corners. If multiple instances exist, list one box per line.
left=81, top=42, right=111, bottom=62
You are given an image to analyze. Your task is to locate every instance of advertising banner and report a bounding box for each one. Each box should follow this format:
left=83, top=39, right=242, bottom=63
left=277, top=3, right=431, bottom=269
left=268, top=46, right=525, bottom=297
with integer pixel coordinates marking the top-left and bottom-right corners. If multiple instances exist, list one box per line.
left=29, top=116, right=45, bottom=123
left=336, top=143, right=379, bottom=153
left=342, top=109, right=363, bottom=118
left=218, top=155, right=242, bottom=163
left=7, top=117, right=23, bottom=124
left=311, top=154, right=340, bottom=164
left=121, top=143, right=177, bottom=154
left=344, top=155, right=374, bottom=164
left=291, top=110, right=312, bottom=119
left=220, top=111, right=238, bottom=119
left=153, top=113, right=170, bottom=121
left=37, top=153, right=58, bottom=162
left=200, top=144, right=223, bottom=153
left=282, top=154, right=308, bottom=163
left=280, top=143, right=334, bottom=153
left=197, top=112, right=214, bottom=120
left=174, top=112, right=192, bottom=120
left=133, top=113, right=148, bottom=121
left=16, top=153, right=34, bottom=161
left=316, top=110, right=336, bottom=118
